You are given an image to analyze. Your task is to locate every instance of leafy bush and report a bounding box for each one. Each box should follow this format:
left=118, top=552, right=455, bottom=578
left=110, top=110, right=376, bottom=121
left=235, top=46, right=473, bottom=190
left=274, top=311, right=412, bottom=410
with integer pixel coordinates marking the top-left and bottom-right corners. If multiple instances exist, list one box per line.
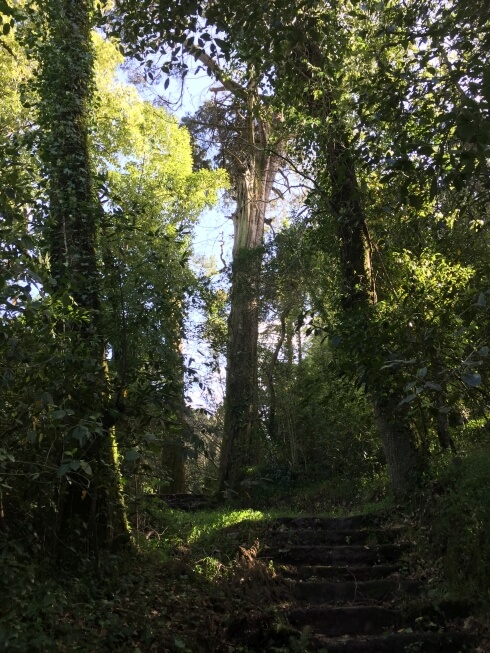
left=409, top=447, right=490, bottom=609
left=432, top=450, right=490, bottom=601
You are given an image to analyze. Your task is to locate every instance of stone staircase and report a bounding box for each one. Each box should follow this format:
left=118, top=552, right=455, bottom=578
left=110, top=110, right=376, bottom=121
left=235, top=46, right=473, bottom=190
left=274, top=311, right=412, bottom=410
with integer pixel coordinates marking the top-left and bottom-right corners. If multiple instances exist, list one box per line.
left=258, top=514, right=474, bottom=652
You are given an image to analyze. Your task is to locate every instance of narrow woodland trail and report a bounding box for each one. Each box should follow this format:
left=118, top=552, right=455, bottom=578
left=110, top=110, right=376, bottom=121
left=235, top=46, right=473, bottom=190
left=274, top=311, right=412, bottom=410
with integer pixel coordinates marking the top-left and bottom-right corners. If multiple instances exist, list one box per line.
left=253, top=513, right=475, bottom=652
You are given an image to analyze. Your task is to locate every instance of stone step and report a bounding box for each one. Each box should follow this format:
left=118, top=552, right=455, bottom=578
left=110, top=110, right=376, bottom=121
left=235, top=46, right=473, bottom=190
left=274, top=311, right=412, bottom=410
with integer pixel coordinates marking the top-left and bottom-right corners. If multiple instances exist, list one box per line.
left=287, top=605, right=401, bottom=637
left=274, top=514, right=388, bottom=531
left=287, top=601, right=472, bottom=639
left=289, top=577, right=422, bottom=604
left=307, top=631, right=473, bottom=653
left=268, top=527, right=402, bottom=547
left=262, top=542, right=409, bottom=566
left=258, top=514, right=472, bottom=653
left=282, top=563, right=405, bottom=582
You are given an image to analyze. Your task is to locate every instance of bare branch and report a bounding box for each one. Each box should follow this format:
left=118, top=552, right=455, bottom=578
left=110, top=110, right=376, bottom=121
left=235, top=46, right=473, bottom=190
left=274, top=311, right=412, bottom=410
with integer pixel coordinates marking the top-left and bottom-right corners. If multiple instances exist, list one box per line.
left=187, top=45, right=247, bottom=99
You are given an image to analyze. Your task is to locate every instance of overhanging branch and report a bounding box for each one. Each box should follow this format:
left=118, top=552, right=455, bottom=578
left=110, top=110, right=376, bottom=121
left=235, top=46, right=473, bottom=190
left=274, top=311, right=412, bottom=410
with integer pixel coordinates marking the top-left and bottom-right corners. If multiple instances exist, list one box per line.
left=187, top=45, right=247, bottom=100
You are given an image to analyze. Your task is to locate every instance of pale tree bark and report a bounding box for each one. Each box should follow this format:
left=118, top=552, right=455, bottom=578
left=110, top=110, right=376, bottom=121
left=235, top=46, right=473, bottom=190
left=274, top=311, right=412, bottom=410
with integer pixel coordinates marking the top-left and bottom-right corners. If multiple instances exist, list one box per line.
left=218, top=114, right=281, bottom=495
left=166, top=41, right=283, bottom=495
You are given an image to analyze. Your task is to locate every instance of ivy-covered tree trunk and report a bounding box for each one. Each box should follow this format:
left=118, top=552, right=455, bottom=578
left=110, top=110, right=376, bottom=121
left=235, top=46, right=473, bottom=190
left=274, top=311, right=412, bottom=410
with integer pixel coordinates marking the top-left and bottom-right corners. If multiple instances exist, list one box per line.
left=37, top=0, right=128, bottom=553
left=218, top=118, right=280, bottom=495
left=326, top=133, right=426, bottom=495
left=286, top=30, right=426, bottom=496
left=161, top=346, right=188, bottom=494
left=266, top=310, right=288, bottom=442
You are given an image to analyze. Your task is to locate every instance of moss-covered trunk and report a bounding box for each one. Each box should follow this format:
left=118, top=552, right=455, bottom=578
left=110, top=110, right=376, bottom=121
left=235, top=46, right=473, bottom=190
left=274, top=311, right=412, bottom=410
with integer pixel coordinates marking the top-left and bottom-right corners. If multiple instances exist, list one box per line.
left=285, top=31, right=426, bottom=496
left=326, top=132, right=426, bottom=496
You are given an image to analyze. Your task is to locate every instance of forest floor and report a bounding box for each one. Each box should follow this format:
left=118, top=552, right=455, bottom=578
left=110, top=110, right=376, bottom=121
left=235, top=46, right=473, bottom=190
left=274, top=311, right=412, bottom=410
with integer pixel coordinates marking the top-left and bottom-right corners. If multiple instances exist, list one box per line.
left=0, top=505, right=284, bottom=652
left=1, top=471, right=490, bottom=652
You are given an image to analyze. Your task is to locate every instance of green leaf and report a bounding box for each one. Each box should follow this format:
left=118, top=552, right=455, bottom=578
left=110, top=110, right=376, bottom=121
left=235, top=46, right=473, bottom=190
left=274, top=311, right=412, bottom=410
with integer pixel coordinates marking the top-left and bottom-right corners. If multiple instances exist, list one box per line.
left=461, top=371, right=481, bottom=387
left=424, top=381, right=442, bottom=391
left=417, top=366, right=428, bottom=380
left=174, top=637, right=186, bottom=650
left=61, top=293, right=72, bottom=308
left=79, top=460, right=93, bottom=475
left=399, top=393, right=417, bottom=405
left=479, top=346, right=489, bottom=357
left=476, top=292, right=486, bottom=307
left=125, top=449, right=140, bottom=461
left=51, top=409, right=67, bottom=420
left=71, top=425, right=89, bottom=446
left=40, top=392, right=54, bottom=406
left=57, top=463, right=71, bottom=477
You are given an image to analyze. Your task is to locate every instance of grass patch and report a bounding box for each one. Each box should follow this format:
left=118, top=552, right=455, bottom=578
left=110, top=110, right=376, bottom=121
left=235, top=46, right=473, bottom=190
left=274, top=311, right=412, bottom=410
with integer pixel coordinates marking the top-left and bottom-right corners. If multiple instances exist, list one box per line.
left=134, top=500, right=291, bottom=570
left=245, top=467, right=392, bottom=517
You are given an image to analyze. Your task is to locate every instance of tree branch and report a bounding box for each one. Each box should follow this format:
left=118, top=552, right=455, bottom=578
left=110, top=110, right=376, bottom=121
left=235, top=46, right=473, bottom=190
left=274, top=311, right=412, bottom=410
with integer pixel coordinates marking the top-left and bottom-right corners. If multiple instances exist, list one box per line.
left=187, top=45, right=247, bottom=99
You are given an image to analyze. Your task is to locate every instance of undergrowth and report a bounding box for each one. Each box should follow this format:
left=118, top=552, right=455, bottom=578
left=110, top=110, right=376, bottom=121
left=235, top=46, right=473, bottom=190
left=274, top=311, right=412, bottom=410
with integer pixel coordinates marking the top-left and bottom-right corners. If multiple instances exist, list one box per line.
left=1, top=427, right=489, bottom=652
left=409, top=447, right=490, bottom=609
left=0, top=505, right=294, bottom=653
left=135, top=502, right=271, bottom=564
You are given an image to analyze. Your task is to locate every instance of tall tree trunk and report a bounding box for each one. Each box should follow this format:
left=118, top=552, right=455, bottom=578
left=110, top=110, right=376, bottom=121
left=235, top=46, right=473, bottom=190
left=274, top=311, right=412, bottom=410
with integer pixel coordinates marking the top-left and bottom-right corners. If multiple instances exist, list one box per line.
left=162, top=437, right=187, bottom=493
left=37, top=0, right=128, bottom=553
left=217, top=117, right=280, bottom=495
left=266, top=309, right=288, bottom=441
left=161, top=327, right=188, bottom=493
left=161, top=366, right=188, bottom=494
left=291, top=34, right=426, bottom=497
left=326, top=132, right=426, bottom=495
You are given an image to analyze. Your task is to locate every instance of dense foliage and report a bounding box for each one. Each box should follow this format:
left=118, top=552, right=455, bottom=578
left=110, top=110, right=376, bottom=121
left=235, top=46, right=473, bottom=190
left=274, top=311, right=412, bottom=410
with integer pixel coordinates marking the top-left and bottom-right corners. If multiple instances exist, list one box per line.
left=0, top=0, right=489, bottom=649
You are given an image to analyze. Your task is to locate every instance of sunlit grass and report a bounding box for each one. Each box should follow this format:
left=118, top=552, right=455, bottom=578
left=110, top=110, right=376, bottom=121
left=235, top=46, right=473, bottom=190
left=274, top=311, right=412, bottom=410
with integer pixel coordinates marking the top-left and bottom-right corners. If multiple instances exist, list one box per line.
left=185, top=508, right=266, bottom=545
left=136, top=503, right=289, bottom=577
